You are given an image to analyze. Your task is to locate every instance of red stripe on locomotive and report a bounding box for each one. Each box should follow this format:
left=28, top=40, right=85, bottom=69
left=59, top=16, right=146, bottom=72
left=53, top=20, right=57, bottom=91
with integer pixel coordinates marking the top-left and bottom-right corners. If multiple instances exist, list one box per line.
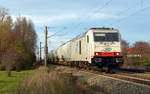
left=94, top=52, right=121, bottom=57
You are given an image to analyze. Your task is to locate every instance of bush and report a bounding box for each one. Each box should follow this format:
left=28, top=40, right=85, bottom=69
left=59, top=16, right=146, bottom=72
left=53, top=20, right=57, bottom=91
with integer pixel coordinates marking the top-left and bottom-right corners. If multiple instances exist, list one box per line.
left=123, top=57, right=150, bottom=69
left=0, top=64, right=5, bottom=70
left=13, top=66, right=99, bottom=94
left=15, top=67, right=73, bottom=94
left=17, top=53, right=36, bottom=70
left=143, top=58, right=150, bottom=69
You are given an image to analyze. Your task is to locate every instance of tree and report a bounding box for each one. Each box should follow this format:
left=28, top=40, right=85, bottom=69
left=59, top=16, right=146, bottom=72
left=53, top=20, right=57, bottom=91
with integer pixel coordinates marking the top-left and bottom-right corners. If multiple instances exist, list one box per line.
left=0, top=8, right=8, bottom=23
left=122, top=40, right=129, bottom=57
left=14, top=16, right=37, bottom=53
left=0, top=29, right=23, bottom=76
left=133, top=41, right=150, bottom=58
left=1, top=48, right=22, bottom=77
left=0, top=8, right=37, bottom=76
left=13, top=16, right=37, bottom=69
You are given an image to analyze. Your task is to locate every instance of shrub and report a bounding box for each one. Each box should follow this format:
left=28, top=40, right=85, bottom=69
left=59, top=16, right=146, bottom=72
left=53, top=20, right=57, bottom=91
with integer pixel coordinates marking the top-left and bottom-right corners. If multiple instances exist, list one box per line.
left=0, top=64, right=5, bottom=70
left=123, top=57, right=150, bottom=69
left=15, top=67, right=76, bottom=94
left=14, top=66, right=100, bottom=94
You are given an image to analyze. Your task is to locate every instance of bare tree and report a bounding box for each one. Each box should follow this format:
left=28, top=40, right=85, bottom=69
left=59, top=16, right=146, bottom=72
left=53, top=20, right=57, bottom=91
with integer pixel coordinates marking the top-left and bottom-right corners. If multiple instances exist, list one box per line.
left=122, top=40, right=129, bottom=57
left=0, top=8, right=23, bottom=76
left=1, top=48, right=21, bottom=77
left=0, top=8, right=8, bottom=22
left=133, top=41, right=150, bottom=58
left=0, top=29, right=23, bottom=76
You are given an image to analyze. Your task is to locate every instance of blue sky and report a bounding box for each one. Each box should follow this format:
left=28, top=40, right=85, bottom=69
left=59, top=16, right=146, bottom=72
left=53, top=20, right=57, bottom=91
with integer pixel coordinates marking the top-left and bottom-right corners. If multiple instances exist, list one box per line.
left=0, top=0, right=150, bottom=52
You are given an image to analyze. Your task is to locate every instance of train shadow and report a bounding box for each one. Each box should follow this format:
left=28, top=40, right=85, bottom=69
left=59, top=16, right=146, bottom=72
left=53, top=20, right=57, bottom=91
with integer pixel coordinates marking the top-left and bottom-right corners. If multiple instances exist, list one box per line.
left=48, top=62, right=150, bottom=74
left=116, top=67, right=150, bottom=74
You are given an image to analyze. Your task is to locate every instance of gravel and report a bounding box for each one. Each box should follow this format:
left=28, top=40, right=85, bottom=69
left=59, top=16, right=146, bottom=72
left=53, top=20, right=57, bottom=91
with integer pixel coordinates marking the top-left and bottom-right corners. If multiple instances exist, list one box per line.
left=53, top=65, right=150, bottom=94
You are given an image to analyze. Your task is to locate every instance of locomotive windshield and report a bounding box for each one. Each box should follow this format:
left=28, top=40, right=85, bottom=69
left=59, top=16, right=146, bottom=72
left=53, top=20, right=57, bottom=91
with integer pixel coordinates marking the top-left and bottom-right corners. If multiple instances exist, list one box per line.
left=94, top=32, right=119, bottom=42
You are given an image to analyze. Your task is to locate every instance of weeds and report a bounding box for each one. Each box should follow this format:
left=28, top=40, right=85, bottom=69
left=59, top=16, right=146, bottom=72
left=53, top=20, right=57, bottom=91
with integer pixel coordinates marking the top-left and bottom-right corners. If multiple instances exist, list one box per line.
left=14, top=66, right=100, bottom=94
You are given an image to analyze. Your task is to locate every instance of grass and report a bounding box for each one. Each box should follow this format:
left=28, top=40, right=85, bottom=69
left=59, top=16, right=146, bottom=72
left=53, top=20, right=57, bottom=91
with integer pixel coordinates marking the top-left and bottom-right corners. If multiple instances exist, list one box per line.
left=123, top=57, right=150, bottom=70
left=0, top=70, right=35, bottom=94
left=0, top=66, right=101, bottom=94
left=15, top=66, right=100, bottom=94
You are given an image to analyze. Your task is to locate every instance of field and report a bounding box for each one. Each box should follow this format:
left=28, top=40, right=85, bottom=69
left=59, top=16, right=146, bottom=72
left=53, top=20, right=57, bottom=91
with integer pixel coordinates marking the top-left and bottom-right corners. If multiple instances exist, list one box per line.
left=0, top=70, right=35, bottom=94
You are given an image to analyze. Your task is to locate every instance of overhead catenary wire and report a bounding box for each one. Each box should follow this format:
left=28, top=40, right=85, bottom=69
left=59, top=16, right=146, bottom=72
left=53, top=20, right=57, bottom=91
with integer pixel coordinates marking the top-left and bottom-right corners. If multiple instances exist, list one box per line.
left=48, top=0, right=150, bottom=50
left=47, top=27, right=67, bottom=38
left=73, top=0, right=114, bottom=34
left=115, top=0, right=145, bottom=16
left=108, top=5, right=150, bottom=26
left=46, top=2, right=102, bottom=38
left=49, top=0, right=113, bottom=38
left=103, top=0, right=150, bottom=27
left=68, top=0, right=113, bottom=31
left=83, top=0, right=146, bottom=30
left=52, top=1, right=149, bottom=46
left=46, top=0, right=114, bottom=51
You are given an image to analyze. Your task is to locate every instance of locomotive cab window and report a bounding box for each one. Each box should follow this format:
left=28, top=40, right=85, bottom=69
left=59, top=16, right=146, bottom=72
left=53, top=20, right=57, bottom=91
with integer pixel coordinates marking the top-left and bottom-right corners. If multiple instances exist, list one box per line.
left=94, top=32, right=119, bottom=42
left=87, top=35, right=89, bottom=43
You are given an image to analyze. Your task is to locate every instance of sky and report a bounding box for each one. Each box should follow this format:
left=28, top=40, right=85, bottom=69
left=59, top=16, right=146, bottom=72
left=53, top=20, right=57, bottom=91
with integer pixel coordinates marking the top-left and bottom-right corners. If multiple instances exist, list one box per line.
left=0, top=0, right=150, bottom=53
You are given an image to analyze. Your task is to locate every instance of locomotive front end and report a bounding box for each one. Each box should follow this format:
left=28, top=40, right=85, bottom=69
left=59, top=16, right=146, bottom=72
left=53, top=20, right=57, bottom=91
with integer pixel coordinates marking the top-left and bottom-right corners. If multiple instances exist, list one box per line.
left=92, top=28, right=123, bottom=68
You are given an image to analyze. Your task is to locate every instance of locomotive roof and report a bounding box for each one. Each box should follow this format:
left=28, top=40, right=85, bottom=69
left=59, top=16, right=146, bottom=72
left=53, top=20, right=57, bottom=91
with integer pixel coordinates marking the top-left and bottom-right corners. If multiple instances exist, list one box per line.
left=55, top=27, right=118, bottom=50
left=90, top=27, right=117, bottom=30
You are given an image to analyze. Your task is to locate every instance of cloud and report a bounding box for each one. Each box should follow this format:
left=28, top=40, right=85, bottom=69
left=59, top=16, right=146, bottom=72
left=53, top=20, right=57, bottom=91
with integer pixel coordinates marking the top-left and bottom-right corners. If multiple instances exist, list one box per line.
left=11, top=14, right=78, bottom=25
left=11, top=12, right=120, bottom=26
left=91, top=13, right=120, bottom=19
left=32, top=14, right=77, bottom=25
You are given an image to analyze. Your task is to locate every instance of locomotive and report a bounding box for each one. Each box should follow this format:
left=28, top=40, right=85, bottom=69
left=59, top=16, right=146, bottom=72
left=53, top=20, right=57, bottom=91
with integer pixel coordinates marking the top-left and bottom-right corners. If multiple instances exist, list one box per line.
left=50, top=27, right=124, bottom=72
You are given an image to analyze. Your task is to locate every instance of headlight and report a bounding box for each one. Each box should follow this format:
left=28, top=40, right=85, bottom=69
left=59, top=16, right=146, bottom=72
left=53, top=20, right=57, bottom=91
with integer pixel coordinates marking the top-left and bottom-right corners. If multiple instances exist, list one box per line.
left=95, top=52, right=101, bottom=56
left=96, top=53, right=99, bottom=56
left=114, top=52, right=121, bottom=56
left=116, top=52, right=119, bottom=55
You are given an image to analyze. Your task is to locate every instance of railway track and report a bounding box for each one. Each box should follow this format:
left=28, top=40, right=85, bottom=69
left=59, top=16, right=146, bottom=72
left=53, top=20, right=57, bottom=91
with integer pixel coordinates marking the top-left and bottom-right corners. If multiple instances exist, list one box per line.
left=144, top=72, right=150, bottom=74
left=50, top=63, right=150, bottom=87
left=117, top=68, right=150, bottom=73
left=116, top=72, right=150, bottom=80
left=81, top=69, right=150, bottom=87
left=73, top=66, right=150, bottom=87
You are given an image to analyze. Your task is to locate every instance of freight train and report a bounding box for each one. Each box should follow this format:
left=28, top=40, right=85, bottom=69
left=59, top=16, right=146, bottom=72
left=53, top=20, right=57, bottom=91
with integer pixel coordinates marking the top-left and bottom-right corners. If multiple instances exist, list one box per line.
left=50, top=27, right=124, bottom=72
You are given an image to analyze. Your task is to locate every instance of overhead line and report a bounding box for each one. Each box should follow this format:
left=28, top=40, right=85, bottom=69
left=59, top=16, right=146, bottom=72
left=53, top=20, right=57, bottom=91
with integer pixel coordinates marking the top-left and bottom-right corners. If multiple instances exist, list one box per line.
left=47, top=0, right=113, bottom=50
left=115, top=0, right=147, bottom=16
left=47, top=27, right=67, bottom=38
left=99, top=0, right=145, bottom=27
left=71, top=0, right=113, bottom=30
left=108, top=5, right=150, bottom=26
left=47, top=1, right=106, bottom=38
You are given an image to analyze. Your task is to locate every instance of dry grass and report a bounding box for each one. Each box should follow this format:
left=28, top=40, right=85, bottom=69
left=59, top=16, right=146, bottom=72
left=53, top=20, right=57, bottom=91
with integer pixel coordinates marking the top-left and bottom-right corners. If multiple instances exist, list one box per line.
left=13, top=66, right=100, bottom=94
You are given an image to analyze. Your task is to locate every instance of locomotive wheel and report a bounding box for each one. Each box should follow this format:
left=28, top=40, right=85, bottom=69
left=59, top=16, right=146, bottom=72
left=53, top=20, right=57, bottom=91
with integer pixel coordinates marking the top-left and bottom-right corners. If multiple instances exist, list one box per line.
left=99, top=67, right=104, bottom=72
left=106, top=67, right=115, bottom=74
left=105, top=67, right=110, bottom=73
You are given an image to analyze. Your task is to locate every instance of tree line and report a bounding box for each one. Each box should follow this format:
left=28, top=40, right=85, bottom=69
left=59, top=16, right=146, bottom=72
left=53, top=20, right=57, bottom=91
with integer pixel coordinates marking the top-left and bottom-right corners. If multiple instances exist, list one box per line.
left=122, top=40, right=150, bottom=69
left=0, top=8, right=37, bottom=76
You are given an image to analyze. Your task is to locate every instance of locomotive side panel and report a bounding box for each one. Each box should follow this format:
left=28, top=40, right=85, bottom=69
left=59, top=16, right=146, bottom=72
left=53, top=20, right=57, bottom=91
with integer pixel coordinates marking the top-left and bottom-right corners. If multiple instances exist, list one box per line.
left=85, top=30, right=95, bottom=63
